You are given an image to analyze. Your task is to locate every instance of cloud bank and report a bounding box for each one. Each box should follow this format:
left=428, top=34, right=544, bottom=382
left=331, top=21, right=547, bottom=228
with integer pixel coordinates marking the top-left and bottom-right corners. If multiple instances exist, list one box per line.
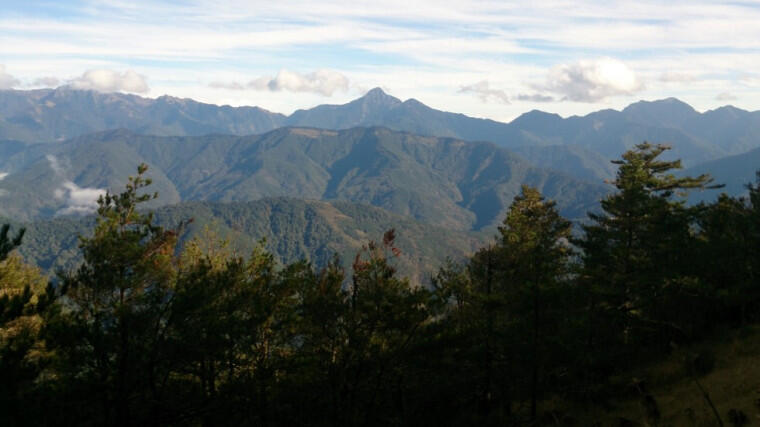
left=33, top=76, right=61, bottom=87
left=69, top=69, right=149, bottom=93
left=458, top=81, right=510, bottom=104
left=0, top=65, right=20, bottom=89
left=715, top=92, right=737, bottom=101
left=516, top=93, right=555, bottom=103
left=46, top=155, right=106, bottom=215
left=539, top=58, right=643, bottom=103
left=658, top=72, right=697, bottom=83
left=2, top=0, right=760, bottom=119
left=210, top=69, right=350, bottom=96
left=0, top=172, right=7, bottom=197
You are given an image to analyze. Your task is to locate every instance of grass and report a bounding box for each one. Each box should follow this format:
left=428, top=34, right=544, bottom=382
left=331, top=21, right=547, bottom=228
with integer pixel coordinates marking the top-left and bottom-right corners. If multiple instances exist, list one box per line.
left=574, top=325, right=760, bottom=426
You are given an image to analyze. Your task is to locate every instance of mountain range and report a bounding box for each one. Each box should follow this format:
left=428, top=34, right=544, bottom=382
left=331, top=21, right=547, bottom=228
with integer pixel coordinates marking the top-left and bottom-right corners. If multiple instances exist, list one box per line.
left=4, top=87, right=760, bottom=166
left=1, top=86, right=758, bottom=278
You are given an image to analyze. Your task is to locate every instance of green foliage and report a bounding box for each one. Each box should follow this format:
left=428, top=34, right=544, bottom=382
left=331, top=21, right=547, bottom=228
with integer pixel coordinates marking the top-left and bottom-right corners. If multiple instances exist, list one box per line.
left=695, top=171, right=760, bottom=325
left=18, top=166, right=441, bottom=425
left=0, top=151, right=758, bottom=425
left=577, top=143, right=717, bottom=351
left=429, top=186, right=575, bottom=423
left=42, top=164, right=181, bottom=426
left=0, top=224, right=55, bottom=426
left=18, top=198, right=486, bottom=284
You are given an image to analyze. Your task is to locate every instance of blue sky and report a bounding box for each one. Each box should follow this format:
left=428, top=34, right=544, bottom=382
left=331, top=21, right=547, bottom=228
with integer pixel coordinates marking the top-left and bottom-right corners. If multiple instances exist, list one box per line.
left=1, top=0, right=759, bottom=121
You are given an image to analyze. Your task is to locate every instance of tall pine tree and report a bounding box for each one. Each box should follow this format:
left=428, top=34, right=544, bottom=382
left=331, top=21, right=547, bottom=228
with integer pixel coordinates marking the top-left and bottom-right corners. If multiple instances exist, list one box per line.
left=576, top=143, right=716, bottom=360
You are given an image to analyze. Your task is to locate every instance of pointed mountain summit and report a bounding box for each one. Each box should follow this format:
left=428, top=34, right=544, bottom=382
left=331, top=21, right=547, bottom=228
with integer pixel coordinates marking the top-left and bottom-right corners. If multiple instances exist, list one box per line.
left=360, top=87, right=402, bottom=108
left=285, top=87, right=401, bottom=129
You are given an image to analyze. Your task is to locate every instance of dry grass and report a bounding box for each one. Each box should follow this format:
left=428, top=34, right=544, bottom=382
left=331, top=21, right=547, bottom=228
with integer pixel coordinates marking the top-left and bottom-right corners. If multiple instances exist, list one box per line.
left=573, top=325, right=760, bottom=426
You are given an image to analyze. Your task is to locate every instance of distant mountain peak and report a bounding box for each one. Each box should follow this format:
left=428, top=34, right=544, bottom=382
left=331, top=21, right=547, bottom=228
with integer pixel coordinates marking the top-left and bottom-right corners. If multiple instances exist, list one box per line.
left=621, top=97, right=698, bottom=127
left=402, top=98, right=425, bottom=106
left=702, top=104, right=749, bottom=121
left=510, top=109, right=563, bottom=126
left=356, top=87, right=402, bottom=107
left=156, top=94, right=187, bottom=104
left=364, top=87, right=387, bottom=96
left=623, top=97, right=696, bottom=113
left=710, top=105, right=746, bottom=114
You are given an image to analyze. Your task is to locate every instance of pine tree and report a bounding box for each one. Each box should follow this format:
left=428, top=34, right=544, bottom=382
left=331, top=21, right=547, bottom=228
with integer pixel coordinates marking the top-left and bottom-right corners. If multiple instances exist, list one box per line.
left=696, top=170, right=760, bottom=325
left=496, top=185, right=573, bottom=419
left=432, top=186, right=573, bottom=422
left=0, top=223, right=50, bottom=426
left=577, top=142, right=717, bottom=356
left=50, top=164, right=183, bottom=426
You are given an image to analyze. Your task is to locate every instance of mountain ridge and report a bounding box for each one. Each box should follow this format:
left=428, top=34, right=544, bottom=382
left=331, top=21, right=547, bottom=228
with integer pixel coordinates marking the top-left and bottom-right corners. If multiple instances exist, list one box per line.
left=0, top=126, right=609, bottom=229
left=4, top=86, right=758, bottom=162
left=3, top=86, right=760, bottom=192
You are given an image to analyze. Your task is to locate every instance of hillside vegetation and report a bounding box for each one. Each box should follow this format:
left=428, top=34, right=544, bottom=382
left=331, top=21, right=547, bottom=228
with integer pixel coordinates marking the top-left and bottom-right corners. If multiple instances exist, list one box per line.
left=1, top=143, right=757, bottom=426
left=14, top=198, right=486, bottom=283
left=0, top=127, right=608, bottom=228
left=573, top=325, right=760, bottom=426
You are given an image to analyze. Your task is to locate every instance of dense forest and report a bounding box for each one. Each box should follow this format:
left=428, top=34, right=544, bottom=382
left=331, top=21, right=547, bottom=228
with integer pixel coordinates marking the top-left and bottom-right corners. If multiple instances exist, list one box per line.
left=8, top=198, right=486, bottom=283
left=1, top=143, right=759, bottom=426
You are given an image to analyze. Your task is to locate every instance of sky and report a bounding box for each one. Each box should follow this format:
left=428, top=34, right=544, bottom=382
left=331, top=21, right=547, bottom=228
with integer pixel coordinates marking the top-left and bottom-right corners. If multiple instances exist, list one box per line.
left=1, top=0, right=760, bottom=121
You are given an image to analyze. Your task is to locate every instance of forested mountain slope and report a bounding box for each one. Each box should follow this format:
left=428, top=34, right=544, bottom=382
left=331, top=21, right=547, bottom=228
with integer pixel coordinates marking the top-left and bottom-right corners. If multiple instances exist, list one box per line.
left=682, top=145, right=760, bottom=204
left=12, top=198, right=486, bottom=283
left=0, top=127, right=609, bottom=228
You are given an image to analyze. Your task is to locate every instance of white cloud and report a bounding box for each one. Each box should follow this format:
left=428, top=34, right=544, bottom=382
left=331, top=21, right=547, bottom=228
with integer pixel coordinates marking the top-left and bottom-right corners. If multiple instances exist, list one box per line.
left=69, top=69, right=149, bottom=93
left=55, top=182, right=106, bottom=215
left=658, top=71, right=697, bottom=83
left=210, top=69, right=349, bottom=96
left=46, top=155, right=105, bottom=216
left=0, top=64, right=20, bottom=89
left=32, top=76, right=60, bottom=87
left=458, top=81, right=510, bottom=104
left=0, top=172, right=8, bottom=196
left=208, top=81, right=246, bottom=90
left=516, top=93, right=555, bottom=103
left=46, top=154, right=63, bottom=175
left=539, top=58, right=644, bottom=102
left=3, top=1, right=760, bottom=119
left=716, top=92, right=737, bottom=101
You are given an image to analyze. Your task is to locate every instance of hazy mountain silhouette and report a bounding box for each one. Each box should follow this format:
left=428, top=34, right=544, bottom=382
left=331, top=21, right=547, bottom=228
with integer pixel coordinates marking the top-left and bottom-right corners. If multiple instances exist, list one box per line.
left=3, top=86, right=759, bottom=185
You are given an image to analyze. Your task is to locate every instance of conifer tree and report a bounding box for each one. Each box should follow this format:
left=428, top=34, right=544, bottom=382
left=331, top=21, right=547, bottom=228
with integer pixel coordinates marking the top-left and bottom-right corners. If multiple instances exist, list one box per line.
left=696, top=171, right=760, bottom=325
left=50, top=164, right=183, bottom=426
left=433, top=186, right=573, bottom=422
left=0, top=224, right=50, bottom=426
left=496, top=185, right=573, bottom=418
left=577, top=143, right=716, bottom=355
